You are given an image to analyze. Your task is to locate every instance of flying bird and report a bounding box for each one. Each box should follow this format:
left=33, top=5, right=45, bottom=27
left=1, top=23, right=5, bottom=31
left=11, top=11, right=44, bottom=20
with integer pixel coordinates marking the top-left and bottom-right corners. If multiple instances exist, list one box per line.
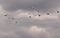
left=8, top=17, right=10, bottom=19
left=47, top=13, right=49, bottom=15
left=38, top=15, right=41, bottom=16
left=12, top=17, right=15, bottom=20
left=4, top=14, right=7, bottom=16
left=16, top=21, right=18, bottom=23
left=29, top=16, right=31, bottom=18
left=37, top=10, right=40, bottom=12
left=57, top=11, right=59, bottom=13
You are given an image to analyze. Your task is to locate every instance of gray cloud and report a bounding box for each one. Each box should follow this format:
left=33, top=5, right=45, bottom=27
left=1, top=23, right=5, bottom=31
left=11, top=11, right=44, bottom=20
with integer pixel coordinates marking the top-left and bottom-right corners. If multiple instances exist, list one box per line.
left=0, top=0, right=60, bottom=12
left=0, top=0, right=60, bottom=38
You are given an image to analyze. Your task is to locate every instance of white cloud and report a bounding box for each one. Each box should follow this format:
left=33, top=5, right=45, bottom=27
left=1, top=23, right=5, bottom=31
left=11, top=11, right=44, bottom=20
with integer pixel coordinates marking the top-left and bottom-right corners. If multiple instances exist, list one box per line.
left=28, top=26, right=46, bottom=33
left=16, top=26, right=50, bottom=38
left=14, top=10, right=59, bottom=20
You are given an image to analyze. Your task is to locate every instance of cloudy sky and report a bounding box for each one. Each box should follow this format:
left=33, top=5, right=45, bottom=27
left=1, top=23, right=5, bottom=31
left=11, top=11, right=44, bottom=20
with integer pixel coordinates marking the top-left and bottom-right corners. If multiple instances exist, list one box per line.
left=0, top=0, right=60, bottom=38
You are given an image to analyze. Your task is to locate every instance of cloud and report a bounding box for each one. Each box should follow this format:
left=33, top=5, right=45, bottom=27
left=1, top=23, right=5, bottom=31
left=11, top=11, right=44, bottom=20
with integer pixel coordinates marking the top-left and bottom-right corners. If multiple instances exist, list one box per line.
left=0, top=0, right=60, bottom=12
left=13, top=10, right=60, bottom=38
left=16, top=26, right=50, bottom=38
left=0, top=0, right=60, bottom=38
left=14, top=10, right=59, bottom=20
left=0, top=5, right=18, bottom=38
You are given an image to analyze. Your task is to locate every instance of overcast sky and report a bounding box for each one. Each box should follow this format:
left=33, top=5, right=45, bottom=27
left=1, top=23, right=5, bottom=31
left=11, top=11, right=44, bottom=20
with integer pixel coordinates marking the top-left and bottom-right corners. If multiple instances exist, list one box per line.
left=0, top=0, right=60, bottom=38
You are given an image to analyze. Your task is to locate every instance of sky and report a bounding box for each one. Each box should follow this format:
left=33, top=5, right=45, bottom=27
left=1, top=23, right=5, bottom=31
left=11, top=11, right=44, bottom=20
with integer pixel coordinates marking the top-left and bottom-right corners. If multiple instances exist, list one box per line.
left=0, top=0, right=60, bottom=38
